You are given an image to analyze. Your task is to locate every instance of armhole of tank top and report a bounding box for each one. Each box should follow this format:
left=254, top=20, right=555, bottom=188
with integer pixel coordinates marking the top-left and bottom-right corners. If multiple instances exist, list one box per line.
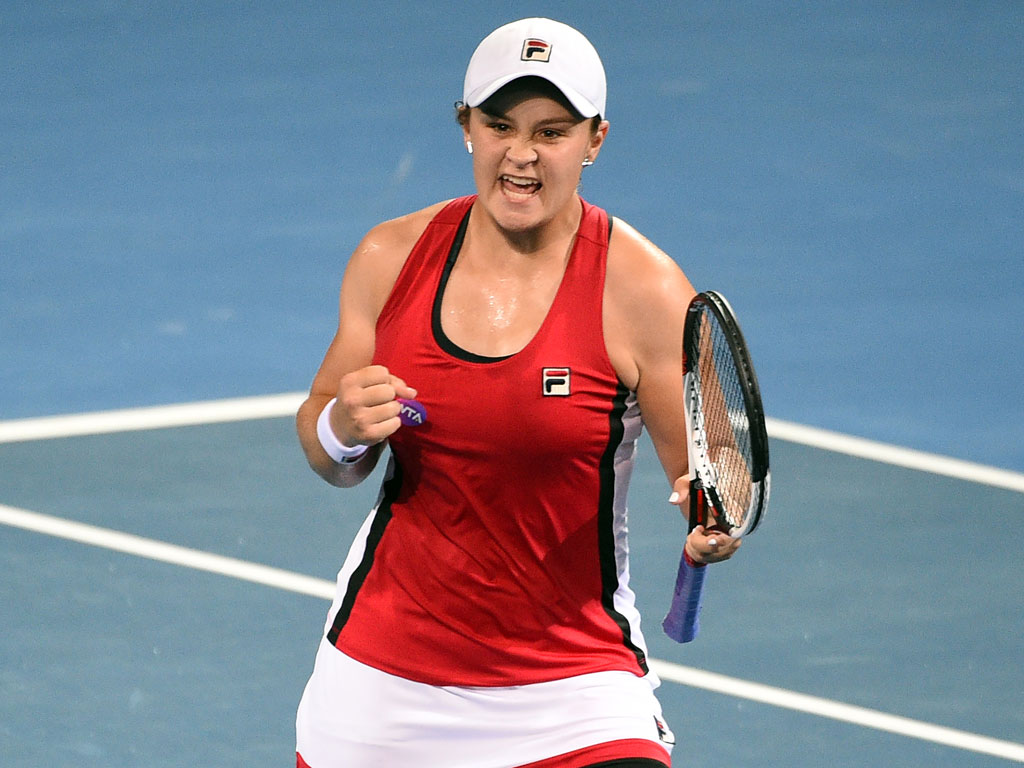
left=431, top=207, right=514, bottom=364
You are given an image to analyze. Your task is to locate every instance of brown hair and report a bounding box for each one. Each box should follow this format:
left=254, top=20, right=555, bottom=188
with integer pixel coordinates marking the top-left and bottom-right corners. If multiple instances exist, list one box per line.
left=456, top=102, right=602, bottom=135
left=454, top=77, right=603, bottom=135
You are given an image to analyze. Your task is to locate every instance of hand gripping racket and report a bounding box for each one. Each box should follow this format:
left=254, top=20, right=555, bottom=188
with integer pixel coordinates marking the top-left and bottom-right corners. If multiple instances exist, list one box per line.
left=663, top=290, right=770, bottom=642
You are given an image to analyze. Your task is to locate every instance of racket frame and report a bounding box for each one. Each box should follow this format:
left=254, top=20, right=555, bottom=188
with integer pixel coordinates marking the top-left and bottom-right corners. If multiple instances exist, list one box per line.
left=683, top=290, right=770, bottom=538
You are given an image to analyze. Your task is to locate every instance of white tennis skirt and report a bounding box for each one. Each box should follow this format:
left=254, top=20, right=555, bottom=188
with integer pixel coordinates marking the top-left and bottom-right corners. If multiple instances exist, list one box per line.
left=295, top=638, right=674, bottom=768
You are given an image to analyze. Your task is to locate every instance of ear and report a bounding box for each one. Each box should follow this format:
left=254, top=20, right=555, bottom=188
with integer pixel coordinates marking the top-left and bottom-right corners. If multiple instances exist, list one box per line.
left=461, top=114, right=473, bottom=152
left=589, top=120, right=609, bottom=160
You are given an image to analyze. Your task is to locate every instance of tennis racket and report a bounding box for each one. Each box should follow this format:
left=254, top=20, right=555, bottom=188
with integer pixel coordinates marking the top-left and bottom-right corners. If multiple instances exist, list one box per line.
left=663, top=290, right=770, bottom=642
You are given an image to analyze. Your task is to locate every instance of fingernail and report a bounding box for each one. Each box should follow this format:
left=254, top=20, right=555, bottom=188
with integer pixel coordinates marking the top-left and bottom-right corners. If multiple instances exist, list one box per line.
left=668, top=492, right=680, bottom=504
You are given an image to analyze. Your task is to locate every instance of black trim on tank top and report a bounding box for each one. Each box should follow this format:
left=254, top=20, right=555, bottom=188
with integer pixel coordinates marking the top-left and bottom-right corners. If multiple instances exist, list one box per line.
left=430, top=205, right=613, bottom=364
left=431, top=207, right=512, bottom=364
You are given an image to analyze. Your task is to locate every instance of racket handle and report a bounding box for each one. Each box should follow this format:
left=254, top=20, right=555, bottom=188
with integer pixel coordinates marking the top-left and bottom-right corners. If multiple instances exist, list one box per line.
left=688, top=483, right=708, bottom=533
left=662, top=549, right=707, bottom=643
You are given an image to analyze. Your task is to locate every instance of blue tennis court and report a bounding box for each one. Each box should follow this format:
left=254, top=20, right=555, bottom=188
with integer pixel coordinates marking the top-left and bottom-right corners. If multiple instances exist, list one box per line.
left=2, top=2, right=1022, bottom=766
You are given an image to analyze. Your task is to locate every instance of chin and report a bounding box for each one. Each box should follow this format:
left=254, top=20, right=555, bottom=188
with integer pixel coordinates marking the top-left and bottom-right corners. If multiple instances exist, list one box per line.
left=484, top=193, right=545, bottom=230
left=492, top=186, right=578, bottom=231
left=496, top=203, right=542, bottom=225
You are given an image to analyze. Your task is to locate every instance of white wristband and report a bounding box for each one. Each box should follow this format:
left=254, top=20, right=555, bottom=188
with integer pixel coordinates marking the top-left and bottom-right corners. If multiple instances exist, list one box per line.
left=316, top=398, right=369, bottom=464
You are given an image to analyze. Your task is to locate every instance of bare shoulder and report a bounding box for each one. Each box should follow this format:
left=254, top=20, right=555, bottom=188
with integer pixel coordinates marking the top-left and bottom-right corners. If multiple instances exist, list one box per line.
left=348, top=200, right=452, bottom=276
left=343, top=199, right=453, bottom=312
left=606, top=216, right=696, bottom=317
left=603, top=217, right=696, bottom=390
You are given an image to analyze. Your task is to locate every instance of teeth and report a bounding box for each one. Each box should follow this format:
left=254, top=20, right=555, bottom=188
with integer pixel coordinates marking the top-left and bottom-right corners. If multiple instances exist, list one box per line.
left=502, top=175, right=538, bottom=187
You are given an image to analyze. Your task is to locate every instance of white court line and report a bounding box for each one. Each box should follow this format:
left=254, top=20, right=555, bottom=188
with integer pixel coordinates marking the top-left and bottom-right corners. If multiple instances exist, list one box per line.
left=766, top=417, right=1024, bottom=494
left=647, top=659, right=1024, bottom=763
left=0, top=503, right=333, bottom=601
left=1, top=395, right=1022, bottom=493
left=2, top=502, right=1023, bottom=763
left=0, top=393, right=306, bottom=443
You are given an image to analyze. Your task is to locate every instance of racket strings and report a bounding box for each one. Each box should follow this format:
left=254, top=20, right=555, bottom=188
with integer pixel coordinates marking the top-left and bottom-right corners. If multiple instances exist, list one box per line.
left=693, top=312, right=754, bottom=527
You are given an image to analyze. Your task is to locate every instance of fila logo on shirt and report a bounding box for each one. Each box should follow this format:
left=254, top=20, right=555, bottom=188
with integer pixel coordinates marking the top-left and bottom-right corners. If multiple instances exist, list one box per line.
left=521, top=38, right=551, bottom=62
left=542, top=368, right=571, bottom=396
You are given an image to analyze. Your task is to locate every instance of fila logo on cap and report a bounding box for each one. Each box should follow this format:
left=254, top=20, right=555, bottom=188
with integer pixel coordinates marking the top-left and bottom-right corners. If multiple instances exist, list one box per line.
left=542, top=367, right=570, bottom=396
left=521, top=38, right=551, bottom=62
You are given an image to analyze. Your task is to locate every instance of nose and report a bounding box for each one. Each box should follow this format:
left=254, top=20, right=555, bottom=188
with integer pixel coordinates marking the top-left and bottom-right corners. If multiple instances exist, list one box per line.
left=505, top=136, right=538, bottom=166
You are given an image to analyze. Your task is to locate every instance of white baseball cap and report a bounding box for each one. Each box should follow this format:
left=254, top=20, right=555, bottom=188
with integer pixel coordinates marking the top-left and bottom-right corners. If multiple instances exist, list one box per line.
left=463, top=18, right=607, bottom=118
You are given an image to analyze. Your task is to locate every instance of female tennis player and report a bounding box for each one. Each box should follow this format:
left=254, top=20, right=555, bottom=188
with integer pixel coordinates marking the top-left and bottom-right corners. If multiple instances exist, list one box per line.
left=294, top=17, right=739, bottom=768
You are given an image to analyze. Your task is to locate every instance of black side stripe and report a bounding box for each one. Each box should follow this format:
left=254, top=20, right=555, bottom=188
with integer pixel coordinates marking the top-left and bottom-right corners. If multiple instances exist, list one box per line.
left=597, top=384, right=649, bottom=674
left=326, top=457, right=403, bottom=645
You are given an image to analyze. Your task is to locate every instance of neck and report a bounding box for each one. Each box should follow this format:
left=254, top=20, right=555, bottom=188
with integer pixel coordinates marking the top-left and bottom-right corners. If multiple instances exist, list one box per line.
left=469, top=195, right=583, bottom=260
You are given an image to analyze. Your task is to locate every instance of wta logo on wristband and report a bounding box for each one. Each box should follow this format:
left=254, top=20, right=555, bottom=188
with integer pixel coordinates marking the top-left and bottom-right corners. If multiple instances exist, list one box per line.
left=397, top=398, right=427, bottom=426
left=542, top=368, right=571, bottom=396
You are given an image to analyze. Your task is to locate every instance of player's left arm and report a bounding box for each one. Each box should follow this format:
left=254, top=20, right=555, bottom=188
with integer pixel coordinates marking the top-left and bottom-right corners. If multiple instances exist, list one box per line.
left=604, top=218, right=738, bottom=564
left=604, top=217, right=691, bottom=484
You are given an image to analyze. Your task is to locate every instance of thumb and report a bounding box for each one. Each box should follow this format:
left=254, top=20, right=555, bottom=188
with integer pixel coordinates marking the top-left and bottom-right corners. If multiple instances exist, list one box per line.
left=668, top=476, right=689, bottom=506
left=389, top=375, right=418, bottom=400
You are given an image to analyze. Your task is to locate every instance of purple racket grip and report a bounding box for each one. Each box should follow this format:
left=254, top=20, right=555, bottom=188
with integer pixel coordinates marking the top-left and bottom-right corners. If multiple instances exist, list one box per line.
left=397, top=398, right=427, bottom=427
left=662, top=549, right=707, bottom=643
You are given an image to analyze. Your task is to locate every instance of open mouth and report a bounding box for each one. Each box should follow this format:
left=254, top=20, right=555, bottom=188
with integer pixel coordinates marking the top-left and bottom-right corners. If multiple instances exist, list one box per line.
left=500, top=174, right=542, bottom=197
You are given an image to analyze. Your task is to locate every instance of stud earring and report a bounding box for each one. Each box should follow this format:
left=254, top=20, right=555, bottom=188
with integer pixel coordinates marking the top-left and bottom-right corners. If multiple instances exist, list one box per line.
left=582, top=157, right=594, bottom=167
left=466, top=141, right=473, bottom=155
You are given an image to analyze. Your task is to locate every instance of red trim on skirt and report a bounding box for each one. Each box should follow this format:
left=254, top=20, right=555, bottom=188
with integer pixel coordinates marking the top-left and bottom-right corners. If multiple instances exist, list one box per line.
left=297, top=739, right=669, bottom=768
left=517, top=738, right=670, bottom=767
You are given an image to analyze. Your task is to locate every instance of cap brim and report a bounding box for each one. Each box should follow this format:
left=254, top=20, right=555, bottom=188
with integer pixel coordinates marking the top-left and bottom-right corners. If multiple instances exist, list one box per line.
left=465, top=72, right=600, bottom=119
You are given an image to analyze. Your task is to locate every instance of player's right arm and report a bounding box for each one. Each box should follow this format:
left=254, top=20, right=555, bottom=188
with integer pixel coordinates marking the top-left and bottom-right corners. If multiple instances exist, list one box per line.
left=296, top=204, right=445, bottom=487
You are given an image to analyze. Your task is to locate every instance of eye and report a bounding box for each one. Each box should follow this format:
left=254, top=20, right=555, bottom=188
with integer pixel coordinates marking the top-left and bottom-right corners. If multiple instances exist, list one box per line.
left=488, top=121, right=512, bottom=134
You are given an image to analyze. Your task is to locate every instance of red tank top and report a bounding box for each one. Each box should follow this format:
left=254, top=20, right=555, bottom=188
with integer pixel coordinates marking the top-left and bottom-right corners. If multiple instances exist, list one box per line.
left=327, top=195, right=649, bottom=686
